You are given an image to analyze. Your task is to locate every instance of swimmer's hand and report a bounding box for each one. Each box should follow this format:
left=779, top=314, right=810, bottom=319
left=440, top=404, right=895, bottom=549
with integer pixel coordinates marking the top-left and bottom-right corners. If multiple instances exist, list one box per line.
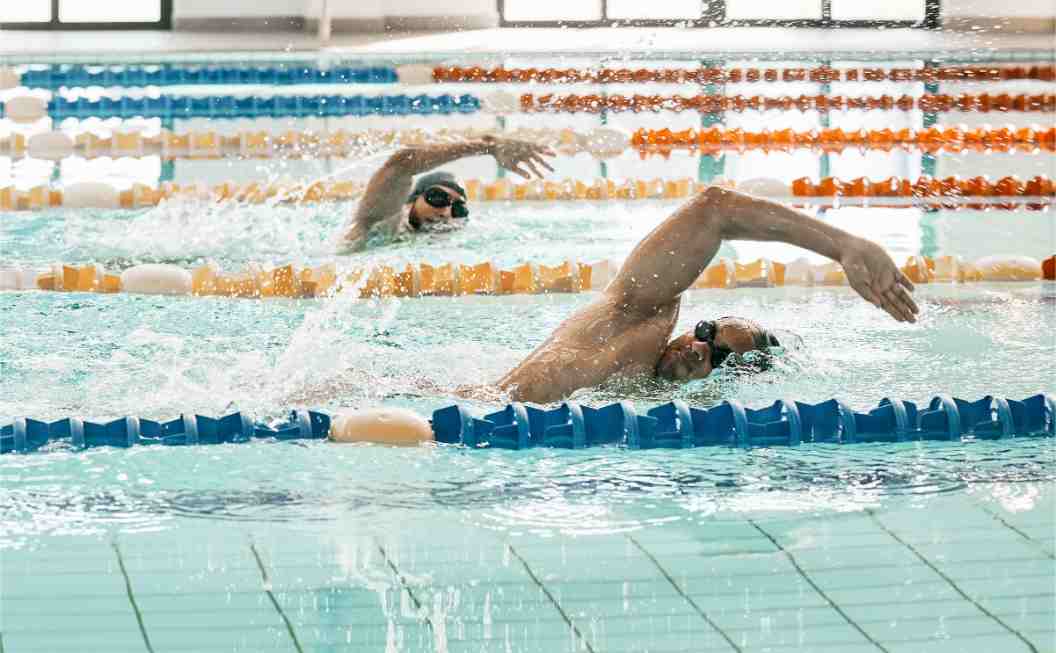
left=485, top=136, right=556, bottom=180
left=841, top=237, right=919, bottom=323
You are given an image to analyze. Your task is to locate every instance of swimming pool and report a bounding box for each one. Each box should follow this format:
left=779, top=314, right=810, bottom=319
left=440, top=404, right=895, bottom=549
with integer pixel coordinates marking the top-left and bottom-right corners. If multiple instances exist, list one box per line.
left=2, top=49, right=1054, bottom=652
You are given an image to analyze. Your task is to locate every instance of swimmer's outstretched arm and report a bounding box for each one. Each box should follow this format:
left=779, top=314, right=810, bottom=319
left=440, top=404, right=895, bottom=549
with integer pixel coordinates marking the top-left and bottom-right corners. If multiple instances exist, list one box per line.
left=343, top=137, right=555, bottom=242
left=607, top=186, right=918, bottom=322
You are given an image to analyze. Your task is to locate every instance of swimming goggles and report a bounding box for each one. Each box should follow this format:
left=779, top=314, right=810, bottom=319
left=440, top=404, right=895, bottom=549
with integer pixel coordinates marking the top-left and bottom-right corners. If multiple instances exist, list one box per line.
left=694, top=320, right=733, bottom=369
left=423, top=187, right=469, bottom=218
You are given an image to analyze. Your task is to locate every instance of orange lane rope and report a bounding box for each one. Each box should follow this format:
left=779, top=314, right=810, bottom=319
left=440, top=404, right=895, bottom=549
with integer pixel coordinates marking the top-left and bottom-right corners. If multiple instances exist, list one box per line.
left=435, top=64, right=1056, bottom=84
left=519, top=93, right=1056, bottom=113
left=789, top=175, right=1053, bottom=210
left=631, top=126, right=1056, bottom=155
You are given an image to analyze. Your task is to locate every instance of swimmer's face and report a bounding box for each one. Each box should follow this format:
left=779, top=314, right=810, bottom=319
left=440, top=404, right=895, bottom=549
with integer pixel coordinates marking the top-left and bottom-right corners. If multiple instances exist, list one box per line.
left=655, top=317, right=773, bottom=381
left=408, top=185, right=468, bottom=231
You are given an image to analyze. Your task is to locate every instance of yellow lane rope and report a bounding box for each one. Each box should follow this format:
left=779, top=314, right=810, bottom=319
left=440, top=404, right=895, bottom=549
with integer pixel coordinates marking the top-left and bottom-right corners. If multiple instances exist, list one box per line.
left=3, top=255, right=1051, bottom=299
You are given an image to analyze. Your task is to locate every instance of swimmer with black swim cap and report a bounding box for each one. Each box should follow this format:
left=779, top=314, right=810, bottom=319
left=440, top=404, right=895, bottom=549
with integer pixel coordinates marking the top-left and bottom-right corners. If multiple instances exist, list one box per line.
left=338, top=135, right=554, bottom=250
left=493, top=185, right=919, bottom=404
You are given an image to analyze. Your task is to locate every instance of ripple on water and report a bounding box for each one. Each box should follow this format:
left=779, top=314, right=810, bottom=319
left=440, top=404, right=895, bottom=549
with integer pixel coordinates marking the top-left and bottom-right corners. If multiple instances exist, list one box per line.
left=0, top=436, right=1051, bottom=546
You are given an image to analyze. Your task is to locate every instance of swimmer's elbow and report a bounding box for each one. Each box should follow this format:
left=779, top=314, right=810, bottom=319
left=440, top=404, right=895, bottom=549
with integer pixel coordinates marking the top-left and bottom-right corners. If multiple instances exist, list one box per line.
left=687, top=184, right=733, bottom=233
left=381, top=148, right=420, bottom=175
left=697, top=184, right=728, bottom=204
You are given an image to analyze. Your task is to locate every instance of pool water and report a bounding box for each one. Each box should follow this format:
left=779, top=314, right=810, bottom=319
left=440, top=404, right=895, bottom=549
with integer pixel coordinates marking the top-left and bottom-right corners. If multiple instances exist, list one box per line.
left=2, top=50, right=1055, bottom=652
left=2, top=197, right=1054, bottom=652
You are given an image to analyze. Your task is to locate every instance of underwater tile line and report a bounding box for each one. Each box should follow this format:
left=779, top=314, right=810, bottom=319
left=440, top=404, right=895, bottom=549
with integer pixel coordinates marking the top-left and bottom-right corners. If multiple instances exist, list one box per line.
left=375, top=541, right=441, bottom=642
left=625, top=534, right=743, bottom=652
left=506, top=543, right=597, bottom=653
left=866, top=510, right=1042, bottom=653
left=748, top=520, right=891, bottom=653
left=249, top=542, right=305, bottom=653
left=111, top=541, right=156, bottom=653
left=970, top=501, right=1056, bottom=561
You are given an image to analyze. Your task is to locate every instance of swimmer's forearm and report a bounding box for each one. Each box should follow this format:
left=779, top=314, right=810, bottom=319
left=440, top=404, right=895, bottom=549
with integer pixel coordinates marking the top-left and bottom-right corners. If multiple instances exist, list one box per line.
left=606, top=185, right=861, bottom=311
left=383, top=138, right=495, bottom=177
left=714, top=187, right=853, bottom=261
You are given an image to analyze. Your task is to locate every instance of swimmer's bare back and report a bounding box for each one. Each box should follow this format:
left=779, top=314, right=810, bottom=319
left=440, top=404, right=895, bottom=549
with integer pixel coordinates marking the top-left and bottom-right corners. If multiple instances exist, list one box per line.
left=494, top=294, right=679, bottom=404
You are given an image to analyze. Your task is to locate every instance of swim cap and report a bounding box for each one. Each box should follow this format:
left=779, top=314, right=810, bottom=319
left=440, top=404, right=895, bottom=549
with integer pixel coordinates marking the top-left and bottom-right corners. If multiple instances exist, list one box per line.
left=755, top=329, right=780, bottom=348
left=406, top=171, right=466, bottom=204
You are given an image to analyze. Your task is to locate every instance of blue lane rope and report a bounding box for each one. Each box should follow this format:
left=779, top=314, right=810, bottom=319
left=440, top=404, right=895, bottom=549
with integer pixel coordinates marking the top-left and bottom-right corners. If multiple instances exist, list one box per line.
left=0, top=94, right=480, bottom=121
left=2, top=394, right=1052, bottom=455
left=18, top=65, right=399, bottom=89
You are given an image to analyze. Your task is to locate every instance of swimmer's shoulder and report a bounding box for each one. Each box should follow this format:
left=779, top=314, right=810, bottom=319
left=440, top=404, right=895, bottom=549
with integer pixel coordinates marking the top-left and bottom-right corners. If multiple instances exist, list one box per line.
left=338, top=210, right=410, bottom=252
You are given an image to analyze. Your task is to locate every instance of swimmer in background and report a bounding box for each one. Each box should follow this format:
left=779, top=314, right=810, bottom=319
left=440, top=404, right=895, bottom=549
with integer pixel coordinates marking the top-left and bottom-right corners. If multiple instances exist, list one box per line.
left=333, top=185, right=919, bottom=444
left=338, top=135, right=555, bottom=250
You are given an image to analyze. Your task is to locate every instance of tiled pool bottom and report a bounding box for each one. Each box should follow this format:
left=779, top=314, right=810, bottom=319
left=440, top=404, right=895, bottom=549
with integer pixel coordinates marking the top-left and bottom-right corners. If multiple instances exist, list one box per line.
left=2, top=488, right=1052, bottom=653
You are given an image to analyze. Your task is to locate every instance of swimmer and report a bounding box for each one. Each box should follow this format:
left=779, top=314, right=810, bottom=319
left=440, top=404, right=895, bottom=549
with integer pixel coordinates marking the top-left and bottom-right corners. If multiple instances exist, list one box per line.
left=339, top=136, right=555, bottom=250
left=332, top=186, right=919, bottom=444
left=491, top=185, right=919, bottom=404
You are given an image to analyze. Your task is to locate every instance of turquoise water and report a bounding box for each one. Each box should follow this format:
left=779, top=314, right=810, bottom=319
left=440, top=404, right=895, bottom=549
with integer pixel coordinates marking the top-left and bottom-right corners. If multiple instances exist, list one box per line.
left=2, top=198, right=1054, bottom=652
left=2, top=55, right=1056, bottom=651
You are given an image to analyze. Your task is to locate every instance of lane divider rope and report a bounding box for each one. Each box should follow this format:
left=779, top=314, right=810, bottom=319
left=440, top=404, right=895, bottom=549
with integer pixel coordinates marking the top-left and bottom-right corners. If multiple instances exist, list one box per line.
left=4, top=63, right=1052, bottom=91
left=431, top=64, right=1056, bottom=85
left=1, top=64, right=397, bottom=90
left=3, top=254, right=1051, bottom=299
left=2, top=91, right=1052, bottom=123
left=2, top=125, right=1051, bottom=162
left=2, top=394, right=1052, bottom=454
left=518, top=92, right=1056, bottom=114
left=0, top=127, right=629, bottom=161
left=1, top=176, right=1052, bottom=212
left=631, top=125, right=1056, bottom=156
left=0, top=93, right=480, bottom=123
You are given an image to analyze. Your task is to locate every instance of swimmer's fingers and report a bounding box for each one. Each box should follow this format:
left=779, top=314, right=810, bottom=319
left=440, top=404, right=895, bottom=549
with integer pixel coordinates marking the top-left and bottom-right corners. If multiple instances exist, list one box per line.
left=852, top=279, right=884, bottom=311
left=889, top=283, right=919, bottom=321
left=532, top=153, right=555, bottom=173
left=524, top=158, right=546, bottom=179
left=853, top=268, right=902, bottom=321
left=528, top=152, right=553, bottom=173
left=894, top=273, right=919, bottom=316
left=534, top=144, right=557, bottom=158
left=879, top=267, right=919, bottom=321
left=898, top=269, right=916, bottom=292
left=879, top=282, right=917, bottom=323
left=507, top=163, right=532, bottom=179
left=871, top=285, right=906, bottom=322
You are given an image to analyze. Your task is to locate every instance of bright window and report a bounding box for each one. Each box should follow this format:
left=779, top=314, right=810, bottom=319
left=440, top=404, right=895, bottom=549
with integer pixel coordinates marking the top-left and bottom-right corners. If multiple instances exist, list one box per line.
left=502, top=0, right=602, bottom=22
left=831, top=0, right=926, bottom=21
left=0, top=1, right=51, bottom=21
left=724, top=0, right=821, bottom=21
left=501, top=0, right=933, bottom=24
left=1, top=0, right=168, bottom=27
left=607, top=0, right=701, bottom=20
left=60, top=0, right=162, bottom=22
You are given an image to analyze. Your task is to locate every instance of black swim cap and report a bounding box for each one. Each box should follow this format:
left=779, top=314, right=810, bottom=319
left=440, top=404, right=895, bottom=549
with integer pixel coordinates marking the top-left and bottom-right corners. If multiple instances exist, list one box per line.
left=407, top=171, right=466, bottom=204
left=756, top=330, right=780, bottom=348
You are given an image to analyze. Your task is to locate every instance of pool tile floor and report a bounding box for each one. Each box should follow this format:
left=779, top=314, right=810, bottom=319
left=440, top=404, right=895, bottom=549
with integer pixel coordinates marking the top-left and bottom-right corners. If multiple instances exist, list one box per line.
left=1, top=490, right=1053, bottom=652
